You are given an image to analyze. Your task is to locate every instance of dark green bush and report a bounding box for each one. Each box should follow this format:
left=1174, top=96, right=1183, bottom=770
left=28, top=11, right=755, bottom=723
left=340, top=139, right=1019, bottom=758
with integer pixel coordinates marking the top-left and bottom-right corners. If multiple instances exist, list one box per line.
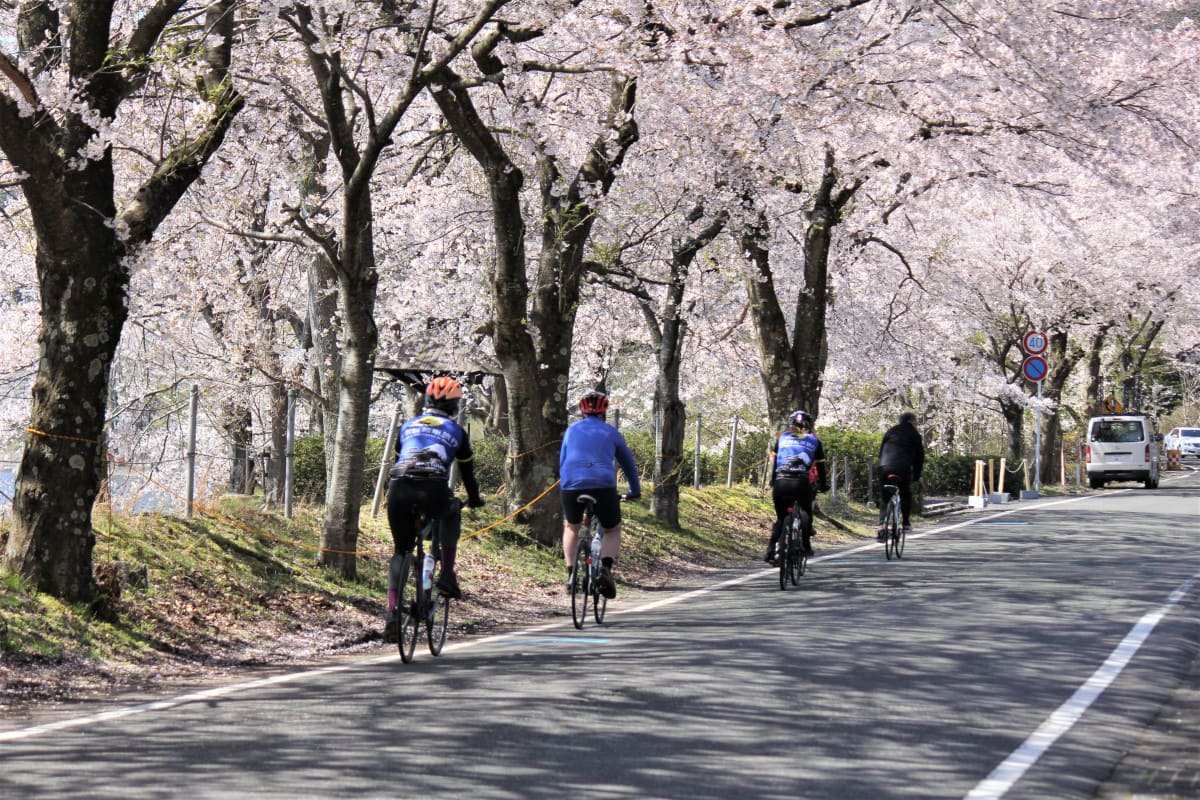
left=620, top=428, right=726, bottom=487
left=293, top=435, right=386, bottom=503
left=470, top=429, right=508, bottom=494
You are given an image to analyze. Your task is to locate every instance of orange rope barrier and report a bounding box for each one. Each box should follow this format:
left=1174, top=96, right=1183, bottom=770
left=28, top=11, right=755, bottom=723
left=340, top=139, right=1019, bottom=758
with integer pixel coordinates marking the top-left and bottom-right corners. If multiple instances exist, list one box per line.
left=26, top=427, right=100, bottom=445
left=460, top=479, right=561, bottom=543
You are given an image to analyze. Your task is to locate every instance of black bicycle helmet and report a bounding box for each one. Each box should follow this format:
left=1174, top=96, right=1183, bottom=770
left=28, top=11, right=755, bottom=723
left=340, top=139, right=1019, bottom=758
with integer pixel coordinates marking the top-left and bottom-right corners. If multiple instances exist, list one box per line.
left=788, top=409, right=814, bottom=431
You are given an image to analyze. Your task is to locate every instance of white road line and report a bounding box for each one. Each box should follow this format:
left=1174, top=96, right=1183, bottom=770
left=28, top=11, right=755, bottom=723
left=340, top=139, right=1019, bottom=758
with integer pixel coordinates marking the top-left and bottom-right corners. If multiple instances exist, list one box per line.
left=0, top=483, right=1187, bottom=744
left=965, top=571, right=1200, bottom=800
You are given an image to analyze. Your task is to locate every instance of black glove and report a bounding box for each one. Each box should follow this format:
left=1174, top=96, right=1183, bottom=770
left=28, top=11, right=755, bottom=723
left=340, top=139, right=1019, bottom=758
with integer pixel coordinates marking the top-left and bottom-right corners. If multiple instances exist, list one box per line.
left=466, top=496, right=485, bottom=509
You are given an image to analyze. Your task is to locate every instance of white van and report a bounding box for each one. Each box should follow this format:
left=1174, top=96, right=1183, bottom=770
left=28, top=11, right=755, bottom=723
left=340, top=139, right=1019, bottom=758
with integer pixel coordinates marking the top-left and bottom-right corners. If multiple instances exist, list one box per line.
left=1164, top=427, right=1200, bottom=460
left=1085, top=415, right=1160, bottom=489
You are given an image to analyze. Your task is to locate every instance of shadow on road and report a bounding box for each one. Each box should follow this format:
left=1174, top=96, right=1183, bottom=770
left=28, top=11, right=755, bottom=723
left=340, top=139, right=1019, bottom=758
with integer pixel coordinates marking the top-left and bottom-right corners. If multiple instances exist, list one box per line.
left=2, top=490, right=1198, bottom=799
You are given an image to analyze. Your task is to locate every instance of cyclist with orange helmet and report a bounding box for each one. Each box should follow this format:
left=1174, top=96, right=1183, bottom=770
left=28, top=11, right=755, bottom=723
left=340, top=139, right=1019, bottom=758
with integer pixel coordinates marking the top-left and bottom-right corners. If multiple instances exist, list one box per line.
left=559, top=388, right=640, bottom=600
left=385, top=376, right=483, bottom=618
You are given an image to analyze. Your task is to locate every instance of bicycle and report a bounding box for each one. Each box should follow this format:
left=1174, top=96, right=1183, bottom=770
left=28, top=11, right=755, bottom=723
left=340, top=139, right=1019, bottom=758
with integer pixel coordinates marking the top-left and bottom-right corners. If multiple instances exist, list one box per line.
left=776, top=504, right=808, bottom=590
left=569, top=494, right=609, bottom=629
left=388, top=498, right=460, bottom=663
left=880, top=475, right=905, bottom=560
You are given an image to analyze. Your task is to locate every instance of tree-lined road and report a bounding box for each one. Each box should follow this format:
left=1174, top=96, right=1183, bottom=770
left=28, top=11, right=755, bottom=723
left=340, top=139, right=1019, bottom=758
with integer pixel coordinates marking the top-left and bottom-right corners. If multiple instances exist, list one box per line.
left=3, top=476, right=1198, bottom=799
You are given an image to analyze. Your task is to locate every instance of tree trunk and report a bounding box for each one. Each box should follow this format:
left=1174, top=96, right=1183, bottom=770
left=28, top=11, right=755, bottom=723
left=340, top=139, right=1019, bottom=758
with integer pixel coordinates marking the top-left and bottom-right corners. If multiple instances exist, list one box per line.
left=223, top=403, right=253, bottom=493
left=1086, top=323, right=1113, bottom=413
left=307, top=254, right=342, bottom=494
left=265, top=383, right=288, bottom=507
left=317, top=253, right=380, bottom=578
left=1038, top=331, right=1081, bottom=485
left=5, top=229, right=125, bottom=602
left=489, top=374, right=510, bottom=437
left=741, top=214, right=803, bottom=425
left=792, top=208, right=834, bottom=417
left=741, top=149, right=861, bottom=423
left=647, top=208, right=725, bottom=527
left=430, top=73, right=638, bottom=547
left=1000, top=396, right=1025, bottom=490
left=0, top=0, right=240, bottom=601
left=652, top=366, right=686, bottom=527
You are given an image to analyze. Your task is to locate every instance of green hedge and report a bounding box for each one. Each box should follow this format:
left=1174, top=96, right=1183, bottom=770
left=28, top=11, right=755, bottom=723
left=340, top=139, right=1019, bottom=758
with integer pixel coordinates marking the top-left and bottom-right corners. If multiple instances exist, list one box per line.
left=294, top=431, right=510, bottom=502
left=293, top=435, right=386, bottom=503
left=621, top=429, right=727, bottom=486
left=812, top=427, right=1008, bottom=502
left=293, top=424, right=1011, bottom=507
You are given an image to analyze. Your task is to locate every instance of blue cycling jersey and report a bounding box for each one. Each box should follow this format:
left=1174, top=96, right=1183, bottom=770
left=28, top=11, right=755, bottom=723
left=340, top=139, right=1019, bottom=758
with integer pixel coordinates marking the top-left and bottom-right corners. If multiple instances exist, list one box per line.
left=559, top=416, right=641, bottom=494
left=394, top=411, right=467, bottom=480
left=774, top=431, right=820, bottom=477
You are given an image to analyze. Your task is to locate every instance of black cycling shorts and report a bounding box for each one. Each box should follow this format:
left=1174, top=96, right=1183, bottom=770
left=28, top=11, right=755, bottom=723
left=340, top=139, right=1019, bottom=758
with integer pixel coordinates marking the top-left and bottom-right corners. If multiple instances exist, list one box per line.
left=561, top=487, right=621, bottom=529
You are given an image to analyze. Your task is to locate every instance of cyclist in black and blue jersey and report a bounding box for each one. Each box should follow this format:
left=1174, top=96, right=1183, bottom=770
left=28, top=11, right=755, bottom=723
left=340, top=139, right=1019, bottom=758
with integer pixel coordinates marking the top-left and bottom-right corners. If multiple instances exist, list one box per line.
left=559, top=389, right=641, bottom=600
left=766, top=410, right=827, bottom=562
left=386, top=376, right=484, bottom=611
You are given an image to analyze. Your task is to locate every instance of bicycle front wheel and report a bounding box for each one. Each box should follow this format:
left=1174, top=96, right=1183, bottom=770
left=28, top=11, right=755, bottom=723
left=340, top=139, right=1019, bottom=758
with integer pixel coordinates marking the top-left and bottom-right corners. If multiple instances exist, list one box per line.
left=570, top=539, right=589, bottom=630
left=894, top=519, right=907, bottom=559
left=397, top=554, right=420, bottom=663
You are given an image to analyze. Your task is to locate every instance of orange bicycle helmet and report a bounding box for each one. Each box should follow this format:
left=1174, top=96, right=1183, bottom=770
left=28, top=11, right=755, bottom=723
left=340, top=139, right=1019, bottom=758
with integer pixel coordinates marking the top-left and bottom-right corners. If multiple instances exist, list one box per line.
left=426, top=376, right=463, bottom=401
left=579, top=390, right=609, bottom=416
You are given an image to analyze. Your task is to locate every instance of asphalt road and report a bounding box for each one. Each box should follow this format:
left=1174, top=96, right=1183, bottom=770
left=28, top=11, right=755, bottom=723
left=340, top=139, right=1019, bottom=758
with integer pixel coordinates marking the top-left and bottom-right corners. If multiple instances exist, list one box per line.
left=2, top=475, right=1198, bottom=799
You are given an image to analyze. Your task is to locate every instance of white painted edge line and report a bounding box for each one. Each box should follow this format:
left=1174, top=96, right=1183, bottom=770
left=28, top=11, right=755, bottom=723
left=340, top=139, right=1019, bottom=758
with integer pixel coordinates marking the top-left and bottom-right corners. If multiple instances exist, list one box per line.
left=965, top=570, right=1200, bottom=800
left=0, top=480, right=1190, bottom=744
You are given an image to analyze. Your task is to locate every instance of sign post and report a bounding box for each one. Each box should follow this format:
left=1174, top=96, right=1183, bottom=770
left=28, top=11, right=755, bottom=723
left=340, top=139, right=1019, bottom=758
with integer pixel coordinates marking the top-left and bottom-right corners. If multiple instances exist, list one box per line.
left=1020, top=332, right=1050, bottom=499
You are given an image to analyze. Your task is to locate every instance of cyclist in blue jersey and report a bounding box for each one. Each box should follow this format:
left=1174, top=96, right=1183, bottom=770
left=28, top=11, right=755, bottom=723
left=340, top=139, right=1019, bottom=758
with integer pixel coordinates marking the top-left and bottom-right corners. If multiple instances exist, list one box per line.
left=386, top=377, right=484, bottom=614
left=766, top=410, right=827, bottom=563
left=560, top=389, right=641, bottom=600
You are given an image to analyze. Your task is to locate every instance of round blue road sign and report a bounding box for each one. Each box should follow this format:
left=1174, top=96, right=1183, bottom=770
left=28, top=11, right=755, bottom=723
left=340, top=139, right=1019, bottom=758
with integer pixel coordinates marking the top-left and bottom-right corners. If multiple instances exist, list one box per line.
left=1022, top=355, right=1048, bottom=382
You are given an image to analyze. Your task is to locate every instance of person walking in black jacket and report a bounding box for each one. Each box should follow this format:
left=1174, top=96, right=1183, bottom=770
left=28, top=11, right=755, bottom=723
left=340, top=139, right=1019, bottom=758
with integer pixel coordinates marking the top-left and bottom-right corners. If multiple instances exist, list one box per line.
left=876, top=411, right=925, bottom=541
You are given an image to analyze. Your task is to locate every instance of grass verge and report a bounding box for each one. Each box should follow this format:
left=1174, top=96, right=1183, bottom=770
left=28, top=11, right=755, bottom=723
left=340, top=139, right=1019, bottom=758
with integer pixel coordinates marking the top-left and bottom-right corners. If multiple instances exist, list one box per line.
left=0, top=484, right=877, bottom=707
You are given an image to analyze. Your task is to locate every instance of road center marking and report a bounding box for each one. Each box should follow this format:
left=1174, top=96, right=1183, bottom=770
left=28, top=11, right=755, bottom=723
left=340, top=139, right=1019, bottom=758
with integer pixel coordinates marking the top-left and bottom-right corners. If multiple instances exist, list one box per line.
left=965, top=571, right=1200, bottom=800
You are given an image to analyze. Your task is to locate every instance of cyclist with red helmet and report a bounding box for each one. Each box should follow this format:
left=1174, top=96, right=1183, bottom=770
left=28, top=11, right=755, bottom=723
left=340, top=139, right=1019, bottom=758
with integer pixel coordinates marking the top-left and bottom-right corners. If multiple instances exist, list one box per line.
left=385, top=376, right=484, bottom=623
left=559, top=388, right=641, bottom=600
left=766, top=410, right=827, bottom=562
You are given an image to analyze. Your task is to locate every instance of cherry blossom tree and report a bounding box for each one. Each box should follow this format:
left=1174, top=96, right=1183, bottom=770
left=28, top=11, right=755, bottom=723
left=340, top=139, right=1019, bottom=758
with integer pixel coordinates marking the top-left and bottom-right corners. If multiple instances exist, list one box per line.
left=1, top=0, right=243, bottom=600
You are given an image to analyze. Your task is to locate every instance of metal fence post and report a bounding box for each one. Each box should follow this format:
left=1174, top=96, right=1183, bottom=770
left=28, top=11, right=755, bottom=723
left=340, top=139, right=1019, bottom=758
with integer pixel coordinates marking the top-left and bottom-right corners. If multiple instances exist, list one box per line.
left=693, top=411, right=702, bottom=489
left=830, top=453, right=838, bottom=502
left=726, top=415, right=739, bottom=488
left=372, top=404, right=403, bottom=517
left=186, top=384, right=199, bottom=518
left=284, top=388, right=297, bottom=519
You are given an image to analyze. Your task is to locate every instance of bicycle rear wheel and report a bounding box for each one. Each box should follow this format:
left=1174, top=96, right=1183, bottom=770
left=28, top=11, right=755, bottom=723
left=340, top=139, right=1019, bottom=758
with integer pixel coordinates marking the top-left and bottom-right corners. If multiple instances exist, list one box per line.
left=789, top=516, right=805, bottom=585
left=397, top=554, right=419, bottom=663
left=894, top=517, right=907, bottom=559
left=570, top=538, right=589, bottom=630
left=427, top=562, right=450, bottom=656
left=885, top=500, right=899, bottom=561
left=778, top=522, right=791, bottom=591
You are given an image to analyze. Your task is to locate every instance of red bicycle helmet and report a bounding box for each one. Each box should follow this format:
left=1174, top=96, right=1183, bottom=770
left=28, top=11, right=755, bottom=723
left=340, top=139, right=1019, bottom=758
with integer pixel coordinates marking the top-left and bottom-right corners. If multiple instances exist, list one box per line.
left=426, top=376, right=463, bottom=401
left=579, top=390, right=609, bottom=416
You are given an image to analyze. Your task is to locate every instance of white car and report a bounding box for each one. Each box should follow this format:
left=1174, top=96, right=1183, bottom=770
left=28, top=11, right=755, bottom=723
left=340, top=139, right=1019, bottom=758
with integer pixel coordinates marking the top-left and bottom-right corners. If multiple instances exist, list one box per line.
left=1085, top=415, right=1160, bottom=489
left=1164, top=427, right=1200, bottom=460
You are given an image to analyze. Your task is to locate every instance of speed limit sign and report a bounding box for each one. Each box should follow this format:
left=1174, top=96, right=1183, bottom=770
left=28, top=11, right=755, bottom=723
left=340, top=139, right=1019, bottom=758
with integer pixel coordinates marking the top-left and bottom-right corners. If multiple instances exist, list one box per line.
left=1022, top=331, right=1049, bottom=355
